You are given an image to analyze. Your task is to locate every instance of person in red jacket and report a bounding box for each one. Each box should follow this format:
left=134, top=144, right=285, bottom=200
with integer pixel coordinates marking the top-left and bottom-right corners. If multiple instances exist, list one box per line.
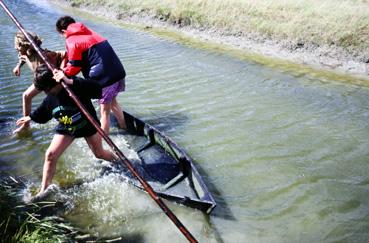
left=56, top=16, right=126, bottom=134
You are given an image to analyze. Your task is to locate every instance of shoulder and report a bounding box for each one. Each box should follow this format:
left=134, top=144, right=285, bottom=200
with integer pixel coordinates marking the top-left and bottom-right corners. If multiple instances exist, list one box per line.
left=66, top=36, right=81, bottom=46
left=45, top=50, right=66, bottom=58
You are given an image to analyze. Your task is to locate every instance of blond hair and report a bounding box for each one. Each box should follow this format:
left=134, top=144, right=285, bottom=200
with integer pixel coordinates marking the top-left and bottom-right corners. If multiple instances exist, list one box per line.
left=14, top=31, right=42, bottom=56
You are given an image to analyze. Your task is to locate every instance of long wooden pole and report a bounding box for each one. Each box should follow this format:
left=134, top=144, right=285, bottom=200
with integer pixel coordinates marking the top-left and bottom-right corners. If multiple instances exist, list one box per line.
left=0, top=1, right=198, bottom=242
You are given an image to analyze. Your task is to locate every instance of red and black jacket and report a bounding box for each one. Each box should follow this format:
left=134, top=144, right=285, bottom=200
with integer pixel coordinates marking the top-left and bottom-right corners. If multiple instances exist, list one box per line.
left=63, top=23, right=126, bottom=87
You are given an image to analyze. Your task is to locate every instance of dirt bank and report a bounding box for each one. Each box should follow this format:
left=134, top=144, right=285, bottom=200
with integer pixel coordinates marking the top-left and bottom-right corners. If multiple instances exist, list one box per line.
left=50, top=0, right=369, bottom=83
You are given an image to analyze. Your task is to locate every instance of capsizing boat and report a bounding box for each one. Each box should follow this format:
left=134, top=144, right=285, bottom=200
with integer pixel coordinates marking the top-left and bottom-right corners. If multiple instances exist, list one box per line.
left=112, top=111, right=216, bottom=214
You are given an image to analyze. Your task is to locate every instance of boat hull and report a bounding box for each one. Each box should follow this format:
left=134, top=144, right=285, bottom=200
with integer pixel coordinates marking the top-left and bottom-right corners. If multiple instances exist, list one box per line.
left=117, top=111, right=216, bottom=214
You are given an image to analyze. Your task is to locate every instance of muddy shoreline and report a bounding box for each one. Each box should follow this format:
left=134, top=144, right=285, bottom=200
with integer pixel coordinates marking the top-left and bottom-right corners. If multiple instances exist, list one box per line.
left=50, top=0, right=369, bottom=82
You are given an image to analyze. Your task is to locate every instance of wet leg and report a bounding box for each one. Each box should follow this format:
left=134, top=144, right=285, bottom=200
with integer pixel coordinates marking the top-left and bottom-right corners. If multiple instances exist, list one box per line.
left=111, top=97, right=126, bottom=130
left=39, top=134, right=74, bottom=193
left=100, top=102, right=111, bottom=134
left=85, top=132, right=117, bottom=162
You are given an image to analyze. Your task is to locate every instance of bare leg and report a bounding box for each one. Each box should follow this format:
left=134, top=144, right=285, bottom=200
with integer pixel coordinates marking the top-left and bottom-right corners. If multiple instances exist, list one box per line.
left=13, top=84, right=41, bottom=134
left=85, top=132, right=117, bottom=162
left=100, top=102, right=112, bottom=134
left=111, top=97, right=126, bottom=130
left=39, top=134, right=74, bottom=193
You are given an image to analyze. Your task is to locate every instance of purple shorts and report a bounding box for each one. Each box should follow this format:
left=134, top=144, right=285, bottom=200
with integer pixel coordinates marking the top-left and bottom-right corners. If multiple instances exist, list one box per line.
left=99, top=79, right=125, bottom=104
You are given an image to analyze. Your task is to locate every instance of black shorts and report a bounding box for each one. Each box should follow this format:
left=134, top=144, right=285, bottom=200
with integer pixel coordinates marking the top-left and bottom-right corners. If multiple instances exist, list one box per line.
left=55, top=120, right=99, bottom=138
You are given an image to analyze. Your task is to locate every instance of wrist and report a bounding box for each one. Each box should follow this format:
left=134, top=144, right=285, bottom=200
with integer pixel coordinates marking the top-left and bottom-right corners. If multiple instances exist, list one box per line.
left=66, top=77, right=74, bottom=85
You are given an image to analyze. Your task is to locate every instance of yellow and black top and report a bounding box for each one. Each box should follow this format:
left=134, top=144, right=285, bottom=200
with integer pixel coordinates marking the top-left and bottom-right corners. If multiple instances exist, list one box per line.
left=30, top=77, right=101, bottom=138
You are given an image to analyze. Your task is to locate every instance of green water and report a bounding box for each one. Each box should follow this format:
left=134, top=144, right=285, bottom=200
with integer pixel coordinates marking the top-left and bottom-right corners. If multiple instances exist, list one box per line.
left=0, top=0, right=368, bottom=242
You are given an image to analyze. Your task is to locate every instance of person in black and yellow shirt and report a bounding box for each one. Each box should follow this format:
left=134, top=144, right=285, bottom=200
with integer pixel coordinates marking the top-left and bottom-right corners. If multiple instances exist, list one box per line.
left=16, top=64, right=117, bottom=199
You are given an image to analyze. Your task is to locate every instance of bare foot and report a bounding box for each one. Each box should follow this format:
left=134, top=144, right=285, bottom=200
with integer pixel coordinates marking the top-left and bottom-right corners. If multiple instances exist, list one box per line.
left=29, top=184, right=59, bottom=203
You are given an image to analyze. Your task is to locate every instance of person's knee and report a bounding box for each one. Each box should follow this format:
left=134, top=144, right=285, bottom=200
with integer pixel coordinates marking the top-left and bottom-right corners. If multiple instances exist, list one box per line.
left=113, top=99, right=122, bottom=108
left=100, top=103, right=111, bottom=114
left=45, top=148, right=57, bottom=162
left=112, top=103, right=121, bottom=112
left=111, top=98, right=118, bottom=106
left=93, top=149, right=105, bottom=160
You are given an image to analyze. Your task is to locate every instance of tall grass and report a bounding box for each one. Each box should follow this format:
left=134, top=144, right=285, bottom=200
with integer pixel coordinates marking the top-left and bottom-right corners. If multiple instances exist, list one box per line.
left=0, top=174, right=123, bottom=242
left=0, top=175, right=76, bottom=242
left=65, top=0, right=369, bottom=51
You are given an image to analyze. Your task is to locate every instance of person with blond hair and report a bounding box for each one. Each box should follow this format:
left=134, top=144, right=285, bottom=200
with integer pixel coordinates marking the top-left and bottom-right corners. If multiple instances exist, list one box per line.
left=12, top=31, right=66, bottom=134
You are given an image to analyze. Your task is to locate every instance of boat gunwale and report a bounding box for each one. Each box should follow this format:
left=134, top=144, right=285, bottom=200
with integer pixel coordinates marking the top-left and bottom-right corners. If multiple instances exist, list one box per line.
left=123, top=111, right=217, bottom=213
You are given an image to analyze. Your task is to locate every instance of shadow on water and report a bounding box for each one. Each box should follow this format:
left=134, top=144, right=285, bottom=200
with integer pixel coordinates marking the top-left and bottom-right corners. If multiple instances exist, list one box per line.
left=196, top=165, right=236, bottom=220
left=142, top=113, right=188, bottom=133
left=109, top=110, right=189, bottom=135
left=112, top=109, right=190, bottom=134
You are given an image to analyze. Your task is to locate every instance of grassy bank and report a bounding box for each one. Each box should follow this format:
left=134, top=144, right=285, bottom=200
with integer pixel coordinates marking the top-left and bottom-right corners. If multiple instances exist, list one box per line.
left=0, top=175, right=104, bottom=242
left=0, top=176, right=72, bottom=242
left=63, top=0, right=368, bottom=58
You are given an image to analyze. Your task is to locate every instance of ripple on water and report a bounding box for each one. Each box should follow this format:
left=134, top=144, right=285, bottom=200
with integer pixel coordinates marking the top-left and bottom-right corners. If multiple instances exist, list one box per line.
left=1, top=1, right=369, bottom=242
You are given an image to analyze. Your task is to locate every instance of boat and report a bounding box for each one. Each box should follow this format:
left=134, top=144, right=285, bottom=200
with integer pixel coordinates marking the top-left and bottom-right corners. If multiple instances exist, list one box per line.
left=111, top=111, right=216, bottom=214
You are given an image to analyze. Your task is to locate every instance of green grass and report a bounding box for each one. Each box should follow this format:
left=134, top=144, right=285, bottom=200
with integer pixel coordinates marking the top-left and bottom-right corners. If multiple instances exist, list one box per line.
left=63, top=0, right=369, bottom=52
left=53, top=0, right=369, bottom=85
left=0, top=174, right=123, bottom=242
left=0, top=175, right=77, bottom=242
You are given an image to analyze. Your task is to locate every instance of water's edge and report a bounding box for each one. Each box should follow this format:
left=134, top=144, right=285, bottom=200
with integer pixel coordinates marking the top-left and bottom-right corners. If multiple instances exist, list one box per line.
left=49, top=0, right=369, bottom=85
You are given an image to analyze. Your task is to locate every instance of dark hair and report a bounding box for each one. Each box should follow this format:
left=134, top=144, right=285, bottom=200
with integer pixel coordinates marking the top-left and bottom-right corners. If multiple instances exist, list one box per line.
left=56, top=16, right=76, bottom=33
left=33, top=64, right=57, bottom=91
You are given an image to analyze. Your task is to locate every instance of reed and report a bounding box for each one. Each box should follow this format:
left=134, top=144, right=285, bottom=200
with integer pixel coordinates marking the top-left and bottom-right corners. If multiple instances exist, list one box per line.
left=64, top=0, right=369, bottom=51
left=0, top=175, right=122, bottom=242
left=0, top=176, right=73, bottom=242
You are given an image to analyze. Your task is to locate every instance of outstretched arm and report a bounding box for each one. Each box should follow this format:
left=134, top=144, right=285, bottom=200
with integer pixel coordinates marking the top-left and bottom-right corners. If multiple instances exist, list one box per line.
left=13, top=55, right=26, bottom=76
